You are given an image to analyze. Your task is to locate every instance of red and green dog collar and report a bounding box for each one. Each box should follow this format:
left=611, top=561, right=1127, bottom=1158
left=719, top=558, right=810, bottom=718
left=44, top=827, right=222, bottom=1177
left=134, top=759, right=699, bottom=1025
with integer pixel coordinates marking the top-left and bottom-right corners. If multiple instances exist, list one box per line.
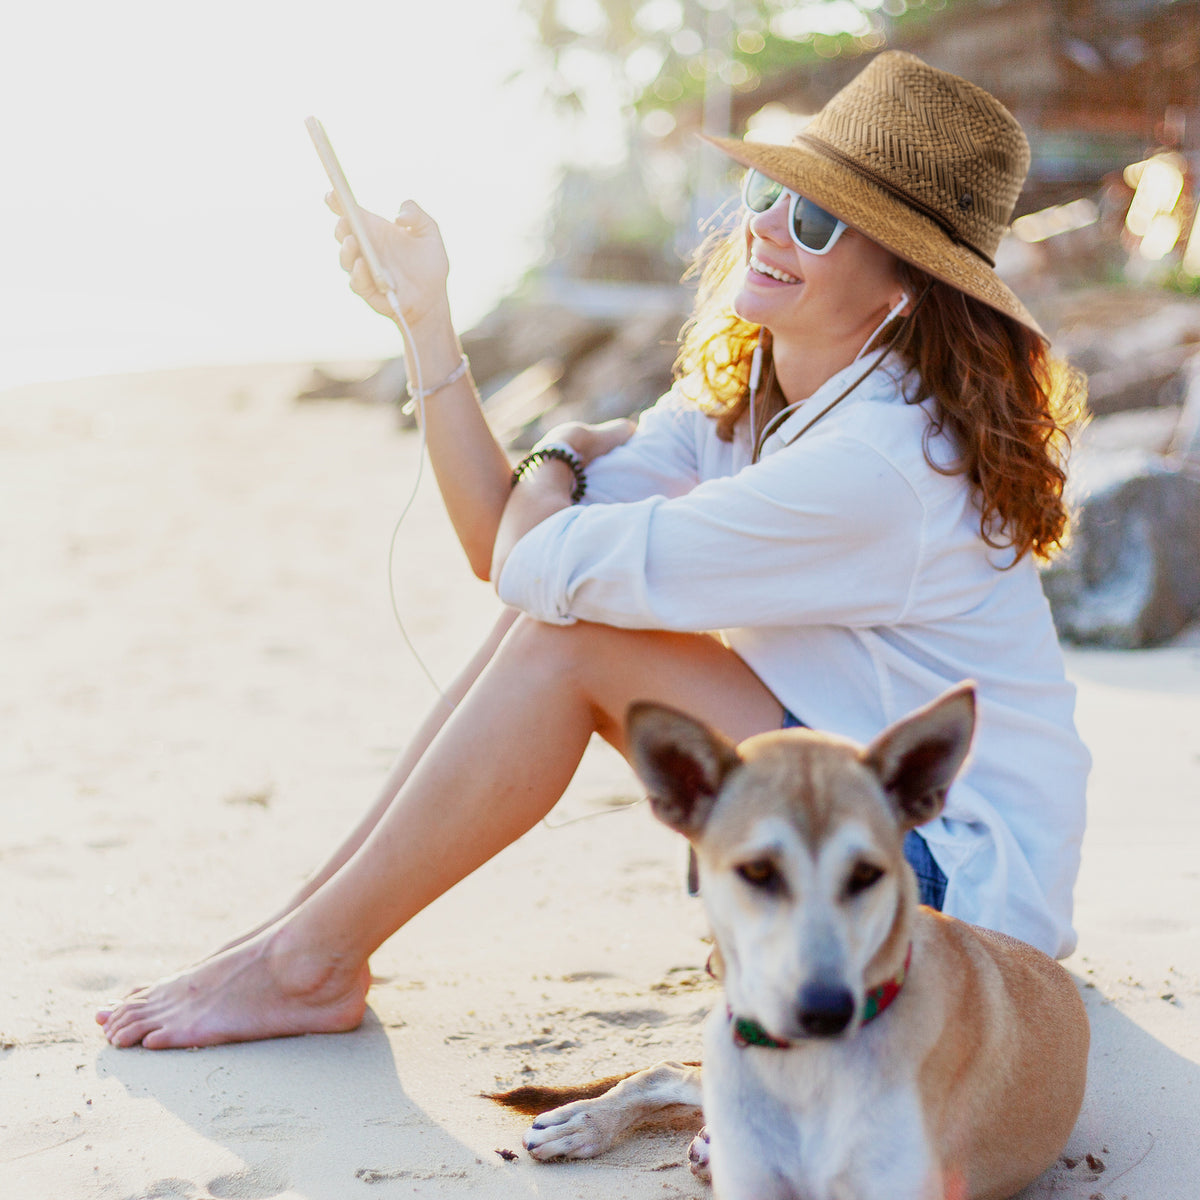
left=729, top=943, right=913, bottom=1049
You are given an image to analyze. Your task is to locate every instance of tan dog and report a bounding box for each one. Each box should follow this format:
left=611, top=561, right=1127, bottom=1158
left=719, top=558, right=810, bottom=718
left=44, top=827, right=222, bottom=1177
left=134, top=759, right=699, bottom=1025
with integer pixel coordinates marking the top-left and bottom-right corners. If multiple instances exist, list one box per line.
left=502, top=684, right=1089, bottom=1199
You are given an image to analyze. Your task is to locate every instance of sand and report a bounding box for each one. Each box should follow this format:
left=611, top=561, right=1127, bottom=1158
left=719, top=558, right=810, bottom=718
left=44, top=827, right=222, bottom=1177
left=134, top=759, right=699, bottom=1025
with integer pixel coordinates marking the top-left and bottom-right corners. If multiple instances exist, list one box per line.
left=1, top=362, right=1196, bottom=1200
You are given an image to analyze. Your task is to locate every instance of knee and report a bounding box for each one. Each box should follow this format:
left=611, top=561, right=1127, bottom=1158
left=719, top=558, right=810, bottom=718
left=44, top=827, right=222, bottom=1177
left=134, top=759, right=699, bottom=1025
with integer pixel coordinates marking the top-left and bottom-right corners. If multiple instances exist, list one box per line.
left=503, top=614, right=603, bottom=679
left=501, top=617, right=636, bottom=720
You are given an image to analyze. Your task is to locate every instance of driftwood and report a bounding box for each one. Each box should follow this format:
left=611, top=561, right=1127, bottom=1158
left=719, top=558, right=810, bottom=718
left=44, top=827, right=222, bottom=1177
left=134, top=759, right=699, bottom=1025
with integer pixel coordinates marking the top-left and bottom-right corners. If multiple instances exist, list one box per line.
left=297, top=282, right=691, bottom=448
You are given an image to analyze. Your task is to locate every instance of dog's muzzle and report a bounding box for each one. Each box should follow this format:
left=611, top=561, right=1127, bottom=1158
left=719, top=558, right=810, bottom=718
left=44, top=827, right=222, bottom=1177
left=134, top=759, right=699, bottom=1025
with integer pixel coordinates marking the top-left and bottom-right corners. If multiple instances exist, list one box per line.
left=729, top=944, right=913, bottom=1049
left=796, top=983, right=855, bottom=1038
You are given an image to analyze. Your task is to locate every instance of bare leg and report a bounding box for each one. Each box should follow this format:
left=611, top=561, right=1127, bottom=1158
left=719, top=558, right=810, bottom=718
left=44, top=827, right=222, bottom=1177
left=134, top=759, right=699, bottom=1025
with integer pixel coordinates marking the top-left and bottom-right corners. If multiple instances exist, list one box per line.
left=94, top=609, right=521, bottom=1019
left=97, top=618, right=783, bottom=1048
left=214, top=608, right=521, bottom=953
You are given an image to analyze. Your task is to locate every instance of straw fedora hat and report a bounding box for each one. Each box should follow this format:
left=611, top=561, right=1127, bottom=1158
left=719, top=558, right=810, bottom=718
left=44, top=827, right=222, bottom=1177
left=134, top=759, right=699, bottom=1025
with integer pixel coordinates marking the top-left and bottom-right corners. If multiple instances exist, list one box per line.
left=705, top=50, right=1041, bottom=336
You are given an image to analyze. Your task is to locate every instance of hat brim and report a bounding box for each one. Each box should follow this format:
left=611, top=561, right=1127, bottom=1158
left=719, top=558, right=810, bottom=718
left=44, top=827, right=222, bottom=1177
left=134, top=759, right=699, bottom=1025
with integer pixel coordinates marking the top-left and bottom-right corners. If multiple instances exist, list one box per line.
left=703, top=133, right=1043, bottom=339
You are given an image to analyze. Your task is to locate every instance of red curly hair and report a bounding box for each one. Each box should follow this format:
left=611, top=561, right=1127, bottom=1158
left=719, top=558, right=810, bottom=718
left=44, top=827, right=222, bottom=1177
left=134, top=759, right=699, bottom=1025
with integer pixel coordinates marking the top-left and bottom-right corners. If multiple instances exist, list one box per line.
left=674, top=231, right=1088, bottom=562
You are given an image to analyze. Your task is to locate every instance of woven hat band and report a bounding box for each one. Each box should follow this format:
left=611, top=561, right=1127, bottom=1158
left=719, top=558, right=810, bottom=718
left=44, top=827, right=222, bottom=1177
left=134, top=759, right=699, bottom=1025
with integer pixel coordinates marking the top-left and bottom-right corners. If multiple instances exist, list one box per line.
left=798, top=51, right=1029, bottom=262
left=793, top=131, right=996, bottom=267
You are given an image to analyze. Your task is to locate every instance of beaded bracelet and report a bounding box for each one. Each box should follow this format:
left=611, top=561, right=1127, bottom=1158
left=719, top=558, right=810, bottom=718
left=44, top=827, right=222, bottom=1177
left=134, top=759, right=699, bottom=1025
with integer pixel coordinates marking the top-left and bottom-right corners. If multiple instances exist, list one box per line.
left=510, top=443, right=587, bottom=503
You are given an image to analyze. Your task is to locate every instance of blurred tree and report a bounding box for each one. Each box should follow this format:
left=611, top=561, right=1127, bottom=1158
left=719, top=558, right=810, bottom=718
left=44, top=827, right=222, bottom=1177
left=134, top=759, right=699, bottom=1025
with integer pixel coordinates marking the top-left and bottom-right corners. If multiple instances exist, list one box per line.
left=517, top=0, right=945, bottom=134
left=517, top=0, right=954, bottom=280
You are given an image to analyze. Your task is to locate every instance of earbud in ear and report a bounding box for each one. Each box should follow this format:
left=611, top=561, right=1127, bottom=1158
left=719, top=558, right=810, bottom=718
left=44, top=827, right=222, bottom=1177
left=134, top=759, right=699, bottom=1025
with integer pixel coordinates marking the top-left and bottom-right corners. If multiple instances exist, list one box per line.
left=852, top=291, right=913, bottom=365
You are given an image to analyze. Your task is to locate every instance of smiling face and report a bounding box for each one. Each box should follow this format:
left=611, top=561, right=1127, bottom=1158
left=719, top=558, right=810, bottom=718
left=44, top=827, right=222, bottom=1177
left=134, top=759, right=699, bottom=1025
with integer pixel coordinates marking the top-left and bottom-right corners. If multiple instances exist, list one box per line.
left=731, top=179, right=907, bottom=366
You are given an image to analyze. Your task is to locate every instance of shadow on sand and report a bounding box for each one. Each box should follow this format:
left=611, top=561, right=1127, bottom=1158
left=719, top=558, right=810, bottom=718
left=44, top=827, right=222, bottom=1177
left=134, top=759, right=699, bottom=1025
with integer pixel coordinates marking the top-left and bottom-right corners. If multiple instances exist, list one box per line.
left=97, top=1011, right=482, bottom=1200
left=1016, top=976, right=1199, bottom=1197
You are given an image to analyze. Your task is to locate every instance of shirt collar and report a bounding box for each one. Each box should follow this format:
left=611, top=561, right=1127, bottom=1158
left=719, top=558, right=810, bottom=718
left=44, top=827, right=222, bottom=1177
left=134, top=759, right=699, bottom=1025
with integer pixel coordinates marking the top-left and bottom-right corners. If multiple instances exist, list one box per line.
left=762, top=351, right=920, bottom=453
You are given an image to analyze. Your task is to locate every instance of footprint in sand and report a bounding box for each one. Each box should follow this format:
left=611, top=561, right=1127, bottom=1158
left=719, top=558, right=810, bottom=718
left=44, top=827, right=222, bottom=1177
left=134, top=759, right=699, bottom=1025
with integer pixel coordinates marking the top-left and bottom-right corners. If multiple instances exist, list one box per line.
left=207, top=1104, right=316, bottom=1145
left=354, top=1166, right=470, bottom=1184
left=207, top=1165, right=290, bottom=1199
left=129, top=1168, right=289, bottom=1200
left=581, top=1007, right=672, bottom=1027
left=128, top=1178, right=194, bottom=1200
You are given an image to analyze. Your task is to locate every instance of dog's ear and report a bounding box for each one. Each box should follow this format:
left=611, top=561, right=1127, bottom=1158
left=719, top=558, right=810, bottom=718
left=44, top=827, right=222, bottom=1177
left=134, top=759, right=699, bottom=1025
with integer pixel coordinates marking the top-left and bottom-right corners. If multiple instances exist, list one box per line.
left=626, top=702, right=741, bottom=838
left=862, top=682, right=976, bottom=830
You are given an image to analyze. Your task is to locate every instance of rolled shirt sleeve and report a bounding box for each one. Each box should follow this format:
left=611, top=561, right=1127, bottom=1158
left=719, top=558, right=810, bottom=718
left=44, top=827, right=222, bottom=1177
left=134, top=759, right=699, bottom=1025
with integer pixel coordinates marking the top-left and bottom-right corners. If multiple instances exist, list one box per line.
left=496, top=430, right=926, bottom=631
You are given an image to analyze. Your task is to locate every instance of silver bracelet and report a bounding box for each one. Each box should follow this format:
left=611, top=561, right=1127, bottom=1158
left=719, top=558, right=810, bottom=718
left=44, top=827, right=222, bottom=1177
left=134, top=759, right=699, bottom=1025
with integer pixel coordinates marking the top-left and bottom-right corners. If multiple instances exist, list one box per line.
left=402, top=353, right=470, bottom=412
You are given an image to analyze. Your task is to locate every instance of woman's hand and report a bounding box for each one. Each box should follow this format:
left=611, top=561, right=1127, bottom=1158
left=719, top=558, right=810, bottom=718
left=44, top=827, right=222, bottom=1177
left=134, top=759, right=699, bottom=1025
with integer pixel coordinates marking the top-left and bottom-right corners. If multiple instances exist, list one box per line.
left=540, top=418, right=637, bottom=466
left=490, top=418, right=637, bottom=584
left=328, top=194, right=451, bottom=333
left=326, top=192, right=512, bottom=580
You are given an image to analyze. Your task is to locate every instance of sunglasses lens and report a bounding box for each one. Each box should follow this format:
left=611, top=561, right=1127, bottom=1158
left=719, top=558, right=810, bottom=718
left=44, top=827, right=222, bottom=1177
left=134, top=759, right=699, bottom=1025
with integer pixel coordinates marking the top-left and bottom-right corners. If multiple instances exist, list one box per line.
left=744, top=170, right=843, bottom=253
left=743, top=169, right=782, bottom=213
left=793, top=198, right=841, bottom=252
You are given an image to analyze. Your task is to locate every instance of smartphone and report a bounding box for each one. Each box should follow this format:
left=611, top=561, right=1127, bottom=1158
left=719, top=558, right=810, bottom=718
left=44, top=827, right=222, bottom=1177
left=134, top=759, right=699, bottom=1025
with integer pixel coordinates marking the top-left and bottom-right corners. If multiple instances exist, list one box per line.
left=305, top=116, right=395, bottom=295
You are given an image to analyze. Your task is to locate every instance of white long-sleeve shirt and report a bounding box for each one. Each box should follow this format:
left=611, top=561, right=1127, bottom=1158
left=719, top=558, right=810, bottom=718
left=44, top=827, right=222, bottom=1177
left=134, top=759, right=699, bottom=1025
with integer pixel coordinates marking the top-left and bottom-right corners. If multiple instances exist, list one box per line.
left=497, top=356, right=1090, bottom=959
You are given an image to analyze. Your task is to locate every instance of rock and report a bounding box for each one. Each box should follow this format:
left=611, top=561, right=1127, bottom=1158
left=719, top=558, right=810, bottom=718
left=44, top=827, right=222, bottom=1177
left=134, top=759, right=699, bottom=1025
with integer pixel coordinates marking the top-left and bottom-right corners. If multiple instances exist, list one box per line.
left=1074, top=405, right=1180, bottom=457
left=525, top=304, right=685, bottom=436
left=1042, top=444, right=1200, bottom=647
left=1083, top=346, right=1191, bottom=415
left=1167, top=355, right=1200, bottom=469
left=1045, top=288, right=1200, bottom=416
left=1037, top=300, right=1200, bottom=648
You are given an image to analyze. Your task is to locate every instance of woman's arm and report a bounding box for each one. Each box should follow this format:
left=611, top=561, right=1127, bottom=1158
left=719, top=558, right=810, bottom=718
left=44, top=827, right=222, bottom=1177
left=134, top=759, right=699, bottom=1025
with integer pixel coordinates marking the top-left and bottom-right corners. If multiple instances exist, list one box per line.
left=495, top=430, right=931, bottom=632
left=490, top=419, right=636, bottom=582
left=333, top=197, right=512, bottom=579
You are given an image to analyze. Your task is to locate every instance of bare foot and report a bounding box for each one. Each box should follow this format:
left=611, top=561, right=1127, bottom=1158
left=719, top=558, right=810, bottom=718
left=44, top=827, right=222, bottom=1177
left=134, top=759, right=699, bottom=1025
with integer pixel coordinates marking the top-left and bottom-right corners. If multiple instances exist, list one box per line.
left=95, top=925, right=370, bottom=1049
left=207, top=902, right=305, bottom=959
left=105, top=896, right=315, bottom=1004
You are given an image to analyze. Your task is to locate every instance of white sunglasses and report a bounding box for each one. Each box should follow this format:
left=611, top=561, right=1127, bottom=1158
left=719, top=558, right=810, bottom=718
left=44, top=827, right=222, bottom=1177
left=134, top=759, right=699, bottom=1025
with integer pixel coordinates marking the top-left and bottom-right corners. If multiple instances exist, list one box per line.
left=742, top=168, right=848, bottom=256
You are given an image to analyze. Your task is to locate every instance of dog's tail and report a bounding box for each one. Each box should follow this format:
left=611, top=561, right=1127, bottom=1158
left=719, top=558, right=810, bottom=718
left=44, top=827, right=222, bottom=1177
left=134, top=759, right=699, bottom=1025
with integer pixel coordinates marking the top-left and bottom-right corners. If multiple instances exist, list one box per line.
left=482, top=1063, right=700, bottom=1115
left=481, top=1073, right=637, bottom=1115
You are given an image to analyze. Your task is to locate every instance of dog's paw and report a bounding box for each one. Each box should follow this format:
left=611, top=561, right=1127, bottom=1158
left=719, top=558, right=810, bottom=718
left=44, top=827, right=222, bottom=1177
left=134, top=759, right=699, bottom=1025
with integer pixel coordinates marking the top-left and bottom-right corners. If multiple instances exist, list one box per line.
left=522, top=1099, right=619, bottom=1161
left=688, top=1125, right=712, bottom=1183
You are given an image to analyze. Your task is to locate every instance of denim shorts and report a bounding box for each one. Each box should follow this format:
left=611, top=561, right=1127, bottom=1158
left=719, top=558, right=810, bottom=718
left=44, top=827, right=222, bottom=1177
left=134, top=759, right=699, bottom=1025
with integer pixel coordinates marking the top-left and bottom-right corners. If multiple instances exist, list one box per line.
left=781, top=708, right=947, bottom=911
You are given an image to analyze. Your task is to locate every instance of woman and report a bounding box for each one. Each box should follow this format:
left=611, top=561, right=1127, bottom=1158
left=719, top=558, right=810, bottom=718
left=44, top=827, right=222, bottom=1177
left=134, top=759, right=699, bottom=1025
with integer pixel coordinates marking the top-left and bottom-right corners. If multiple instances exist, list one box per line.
left=98, top=51, right=1089, bottom=1050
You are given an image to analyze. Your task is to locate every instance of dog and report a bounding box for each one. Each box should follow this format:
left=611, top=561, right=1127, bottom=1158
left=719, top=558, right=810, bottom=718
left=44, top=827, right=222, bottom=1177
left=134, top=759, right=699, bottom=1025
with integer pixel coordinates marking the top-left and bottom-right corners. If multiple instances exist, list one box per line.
left=493, top=683, right=1089, bottom=1199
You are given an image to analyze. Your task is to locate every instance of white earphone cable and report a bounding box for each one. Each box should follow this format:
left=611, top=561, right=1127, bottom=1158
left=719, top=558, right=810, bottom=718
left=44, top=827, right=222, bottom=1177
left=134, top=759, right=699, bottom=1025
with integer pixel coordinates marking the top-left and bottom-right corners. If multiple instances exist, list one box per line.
left=382, top=287, right=447, bottom=703
left=380, top=286, right=636, bottom=830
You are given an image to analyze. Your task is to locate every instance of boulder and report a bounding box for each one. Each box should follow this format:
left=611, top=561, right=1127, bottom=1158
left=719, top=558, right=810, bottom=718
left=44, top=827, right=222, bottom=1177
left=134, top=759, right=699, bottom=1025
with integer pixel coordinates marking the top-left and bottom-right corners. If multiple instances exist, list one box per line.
left=1037, top=298, right=1200, bottom=648
left=1167, top=354, right=1200, bottom=469
left=1042, top=442, right=1200, bottom=648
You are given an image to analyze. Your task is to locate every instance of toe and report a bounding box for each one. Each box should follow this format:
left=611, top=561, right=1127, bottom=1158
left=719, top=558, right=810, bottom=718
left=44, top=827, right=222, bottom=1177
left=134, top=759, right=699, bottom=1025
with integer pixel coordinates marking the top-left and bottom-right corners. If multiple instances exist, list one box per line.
left=102, top=1002, right=158, bottom=1047
left=140, top=1026, right=182, bottom=1050
left=108, top=1016, right=156, bottom=1048
left=99, top=986, right=152, bottom=1025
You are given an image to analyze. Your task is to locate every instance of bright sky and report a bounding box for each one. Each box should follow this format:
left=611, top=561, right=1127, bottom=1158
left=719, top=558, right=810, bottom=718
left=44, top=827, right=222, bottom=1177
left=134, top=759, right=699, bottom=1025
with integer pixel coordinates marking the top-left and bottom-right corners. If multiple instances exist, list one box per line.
left=0, top=0, right=584, bottom=388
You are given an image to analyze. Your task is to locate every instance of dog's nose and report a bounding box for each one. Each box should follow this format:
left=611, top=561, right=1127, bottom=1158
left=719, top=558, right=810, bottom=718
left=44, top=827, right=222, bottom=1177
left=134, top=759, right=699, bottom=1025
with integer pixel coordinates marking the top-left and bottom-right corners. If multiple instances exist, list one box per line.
left=796, top=983, right=855, bottom=1037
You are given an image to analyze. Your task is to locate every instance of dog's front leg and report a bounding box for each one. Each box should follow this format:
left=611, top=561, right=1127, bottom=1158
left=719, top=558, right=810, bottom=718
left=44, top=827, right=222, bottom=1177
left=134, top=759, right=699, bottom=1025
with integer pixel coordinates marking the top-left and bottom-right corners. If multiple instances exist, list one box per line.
left=523, top=1060, right=703, bottom=1161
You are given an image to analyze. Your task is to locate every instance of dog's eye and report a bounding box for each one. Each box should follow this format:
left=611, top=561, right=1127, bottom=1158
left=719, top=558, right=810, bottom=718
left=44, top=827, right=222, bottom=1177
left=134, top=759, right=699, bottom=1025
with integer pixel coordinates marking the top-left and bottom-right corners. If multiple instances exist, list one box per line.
left=736, top=859, right=785, bottom=894
left=845, top=862, right=883, bottom=897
